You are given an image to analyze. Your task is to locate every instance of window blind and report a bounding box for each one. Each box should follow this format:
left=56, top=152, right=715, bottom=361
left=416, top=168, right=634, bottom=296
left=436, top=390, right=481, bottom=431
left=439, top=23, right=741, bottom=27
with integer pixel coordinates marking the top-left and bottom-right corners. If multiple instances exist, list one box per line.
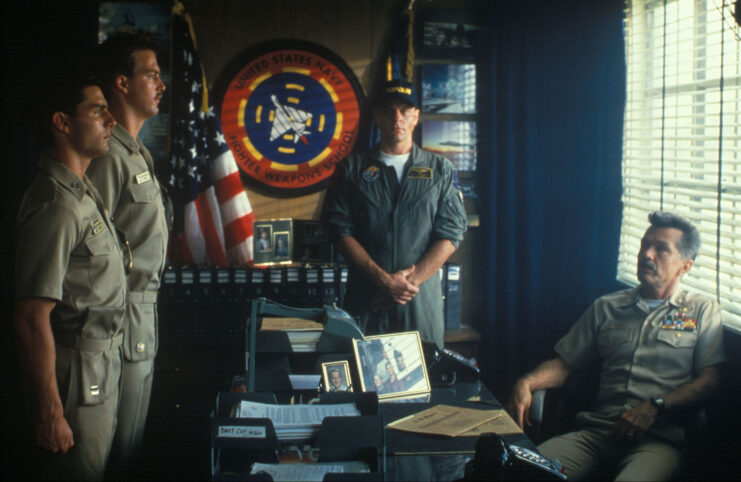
left=620, top=0, right=741, bottom=328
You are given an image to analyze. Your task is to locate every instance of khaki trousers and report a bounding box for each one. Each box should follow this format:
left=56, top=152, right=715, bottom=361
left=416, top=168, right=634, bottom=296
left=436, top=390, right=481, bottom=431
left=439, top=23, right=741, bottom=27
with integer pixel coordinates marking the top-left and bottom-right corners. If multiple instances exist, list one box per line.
left=538, top=426, right=682, bottom=481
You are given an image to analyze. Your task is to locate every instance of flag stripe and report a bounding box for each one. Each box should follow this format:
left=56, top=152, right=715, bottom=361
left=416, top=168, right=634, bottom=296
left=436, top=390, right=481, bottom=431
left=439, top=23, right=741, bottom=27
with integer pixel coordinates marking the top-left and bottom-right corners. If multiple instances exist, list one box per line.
left=194, top=189, right=228, bottom=266
left=220, top=190, right=252, bottom=226
left=184, top=202, right=207, bottom=264
left=224, top=211, right=256, bottom=249
left=227, top=238, right=253, bottom=266
left=214, top=171, right=246, bottom=205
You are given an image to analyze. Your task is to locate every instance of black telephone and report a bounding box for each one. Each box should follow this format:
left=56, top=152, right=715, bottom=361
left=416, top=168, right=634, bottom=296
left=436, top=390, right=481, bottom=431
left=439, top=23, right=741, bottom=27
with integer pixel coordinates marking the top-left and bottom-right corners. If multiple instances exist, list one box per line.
left=423, top=342, right=480, bottom=385
left=464, top=433, right=567, bottom=481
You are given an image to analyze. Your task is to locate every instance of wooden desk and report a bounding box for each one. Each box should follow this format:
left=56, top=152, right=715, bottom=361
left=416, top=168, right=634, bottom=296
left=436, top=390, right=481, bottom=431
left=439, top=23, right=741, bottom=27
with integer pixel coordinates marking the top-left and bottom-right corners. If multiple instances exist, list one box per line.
left=444, top=324, right=481, bottom=360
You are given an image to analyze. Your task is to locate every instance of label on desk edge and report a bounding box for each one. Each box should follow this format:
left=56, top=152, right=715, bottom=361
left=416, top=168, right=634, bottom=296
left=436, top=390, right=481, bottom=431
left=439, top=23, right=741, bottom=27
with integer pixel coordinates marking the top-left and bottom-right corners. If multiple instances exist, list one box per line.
left=218, top=425, right=267, bottom=439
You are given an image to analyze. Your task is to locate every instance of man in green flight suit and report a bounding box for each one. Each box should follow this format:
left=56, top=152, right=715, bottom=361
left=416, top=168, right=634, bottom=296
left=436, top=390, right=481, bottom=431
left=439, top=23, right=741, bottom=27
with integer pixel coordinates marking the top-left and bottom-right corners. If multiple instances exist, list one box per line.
left=87, top=33, right=169, bottom=474
left=14, top=77, right=125, bottom=480
left=322, top=80, right=467, bottom=348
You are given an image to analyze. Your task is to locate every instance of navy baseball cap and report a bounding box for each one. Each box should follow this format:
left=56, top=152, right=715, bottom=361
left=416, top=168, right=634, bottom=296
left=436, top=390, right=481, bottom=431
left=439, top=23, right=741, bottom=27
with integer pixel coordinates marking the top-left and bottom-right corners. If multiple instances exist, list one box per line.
left=375, top=79, right=418, bottom=108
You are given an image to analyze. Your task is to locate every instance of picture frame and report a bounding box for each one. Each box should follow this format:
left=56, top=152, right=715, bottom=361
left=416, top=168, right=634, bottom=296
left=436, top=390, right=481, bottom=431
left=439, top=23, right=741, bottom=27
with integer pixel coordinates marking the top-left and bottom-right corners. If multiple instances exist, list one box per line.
left=253, top=218, right=293, bottom=265
left=421, top=120, right=477, bottom=172
left=321, top=360, right=353, bottom=392
left=421, top=63, right=477, bottom=114
left=352, top=332, right=430, bottom=400
left=292, top=219, right=334, bottom=264
left=421, top=19, right=482, bottom=61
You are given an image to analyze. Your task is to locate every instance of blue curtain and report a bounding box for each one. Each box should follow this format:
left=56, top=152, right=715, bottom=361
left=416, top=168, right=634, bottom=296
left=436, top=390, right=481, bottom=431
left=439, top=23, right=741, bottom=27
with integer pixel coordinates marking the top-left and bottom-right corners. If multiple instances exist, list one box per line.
left=479, top=0, right=626, bottom=396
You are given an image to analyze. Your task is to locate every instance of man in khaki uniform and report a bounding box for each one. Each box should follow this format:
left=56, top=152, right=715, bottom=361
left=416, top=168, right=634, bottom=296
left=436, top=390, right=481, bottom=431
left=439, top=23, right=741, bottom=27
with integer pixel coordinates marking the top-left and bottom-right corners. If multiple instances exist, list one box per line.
left=507, top=212, right=725, bottom=481
left=14, top=77, right=124, bottom=480
left=87, top=33, right=169, bottom=473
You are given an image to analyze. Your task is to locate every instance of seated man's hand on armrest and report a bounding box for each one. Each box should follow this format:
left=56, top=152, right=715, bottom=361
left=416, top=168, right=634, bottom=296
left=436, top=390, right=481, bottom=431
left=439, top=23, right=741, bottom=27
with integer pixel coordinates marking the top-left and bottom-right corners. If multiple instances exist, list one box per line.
left=506, top=357, right=574, bottom=430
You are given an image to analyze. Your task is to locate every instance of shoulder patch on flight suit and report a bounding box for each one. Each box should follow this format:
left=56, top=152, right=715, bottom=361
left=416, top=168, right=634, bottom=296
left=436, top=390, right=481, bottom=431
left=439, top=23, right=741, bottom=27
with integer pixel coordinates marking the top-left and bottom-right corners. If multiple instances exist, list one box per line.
left=407, top=167, right=433, bottom=179
left=91, top=219, right=106, bottom=235
left=363, top=165, right=380, bottom=182
left=135, top=171, right=152, bottom=184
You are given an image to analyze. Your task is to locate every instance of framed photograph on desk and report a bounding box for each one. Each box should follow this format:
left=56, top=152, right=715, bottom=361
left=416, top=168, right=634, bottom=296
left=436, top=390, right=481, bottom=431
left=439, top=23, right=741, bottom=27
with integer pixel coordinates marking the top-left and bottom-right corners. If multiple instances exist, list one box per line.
left=352, top=332, right=430, bottom=400
left=321, top=360, right=353, bottom=392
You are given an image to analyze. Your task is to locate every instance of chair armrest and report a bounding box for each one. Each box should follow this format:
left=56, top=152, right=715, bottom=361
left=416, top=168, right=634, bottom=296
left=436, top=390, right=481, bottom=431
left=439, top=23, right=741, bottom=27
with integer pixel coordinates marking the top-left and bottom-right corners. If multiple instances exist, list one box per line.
left=530, top=389, right=546, bottom=425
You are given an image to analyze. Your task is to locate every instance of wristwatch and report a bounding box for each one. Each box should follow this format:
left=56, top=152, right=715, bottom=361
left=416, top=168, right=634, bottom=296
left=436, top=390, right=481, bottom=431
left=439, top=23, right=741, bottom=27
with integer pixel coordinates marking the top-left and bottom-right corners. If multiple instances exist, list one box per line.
left=651, top=396, right=666, bottom=414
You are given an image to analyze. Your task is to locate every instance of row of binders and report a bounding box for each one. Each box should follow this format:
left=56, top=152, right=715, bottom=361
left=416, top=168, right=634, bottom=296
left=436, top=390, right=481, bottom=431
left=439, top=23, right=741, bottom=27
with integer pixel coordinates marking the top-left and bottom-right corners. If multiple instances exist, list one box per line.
left=160, top=265, right=349, bottom=308
left=158, top=263, right=463, bottom=337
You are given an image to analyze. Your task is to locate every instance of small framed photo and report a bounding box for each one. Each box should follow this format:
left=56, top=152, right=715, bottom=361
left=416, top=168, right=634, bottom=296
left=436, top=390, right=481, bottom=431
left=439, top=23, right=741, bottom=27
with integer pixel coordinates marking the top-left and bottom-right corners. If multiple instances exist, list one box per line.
left=253, top=219, right=293, bottom=266
left=296, top=242, right=321, bottom=263
left=352, top=332, right=430, bottom=400
left=321, top=361, right=353, bottom=392
left=273, top=232, right=291, bottom=259
left=255, top=224, right=273, bottom=253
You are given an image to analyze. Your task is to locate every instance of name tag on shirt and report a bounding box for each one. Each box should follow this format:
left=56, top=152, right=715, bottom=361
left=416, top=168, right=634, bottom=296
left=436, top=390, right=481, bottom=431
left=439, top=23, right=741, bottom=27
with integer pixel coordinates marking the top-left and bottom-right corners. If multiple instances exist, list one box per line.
left=135, top=171, right=152, bottom=184
left=408, top=167, right=433, bottom=180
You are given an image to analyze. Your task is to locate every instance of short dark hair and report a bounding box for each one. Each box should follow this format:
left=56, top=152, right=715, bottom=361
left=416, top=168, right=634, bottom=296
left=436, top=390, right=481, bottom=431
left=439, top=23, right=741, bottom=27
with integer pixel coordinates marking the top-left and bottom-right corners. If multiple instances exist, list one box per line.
left=91, top=32, right=157, bottom=99
left=648, top=211, right=701, bottom=260
left=37, top=76, right=104, bottom=148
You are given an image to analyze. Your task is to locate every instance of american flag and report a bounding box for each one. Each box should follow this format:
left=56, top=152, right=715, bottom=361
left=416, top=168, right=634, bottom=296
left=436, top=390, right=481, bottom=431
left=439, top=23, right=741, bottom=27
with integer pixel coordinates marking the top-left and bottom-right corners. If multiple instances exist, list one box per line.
left=168, top=4, right=254, bottom=266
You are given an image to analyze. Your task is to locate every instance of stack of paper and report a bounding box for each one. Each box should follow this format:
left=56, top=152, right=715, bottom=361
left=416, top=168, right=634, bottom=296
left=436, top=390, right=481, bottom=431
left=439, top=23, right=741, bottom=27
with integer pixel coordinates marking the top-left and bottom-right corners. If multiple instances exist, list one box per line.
left=386, top=404, right=523, bottom=437
left=235, top=400, right=360, bottom=441
left=250, top=461, right=370, bottom=480
left=261, top=317, right=324, bottom=352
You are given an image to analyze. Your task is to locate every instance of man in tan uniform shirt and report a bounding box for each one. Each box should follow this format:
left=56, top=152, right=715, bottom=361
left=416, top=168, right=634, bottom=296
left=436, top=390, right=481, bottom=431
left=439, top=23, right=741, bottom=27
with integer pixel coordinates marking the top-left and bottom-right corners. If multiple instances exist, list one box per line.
left=15, top=77, right=125, bottom=480
left=87, top=33, right=169, bottom=474
left=506, top=212, right=725, bottom=481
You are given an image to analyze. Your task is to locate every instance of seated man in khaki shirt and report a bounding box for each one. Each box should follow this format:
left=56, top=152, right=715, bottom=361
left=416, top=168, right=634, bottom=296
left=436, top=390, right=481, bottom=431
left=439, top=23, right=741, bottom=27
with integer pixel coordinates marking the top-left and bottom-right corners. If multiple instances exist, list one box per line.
left=507, top=211, right=725, bottom=481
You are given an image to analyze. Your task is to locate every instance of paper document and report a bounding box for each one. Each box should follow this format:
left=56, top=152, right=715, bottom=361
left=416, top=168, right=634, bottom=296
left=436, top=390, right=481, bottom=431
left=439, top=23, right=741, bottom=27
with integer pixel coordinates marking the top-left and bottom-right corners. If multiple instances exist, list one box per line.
left=386, top=404, right=499, bottom=437
left=237, top=401, right=359, bottom=427
left=459, top=410, right=523, bottom=435
left=236, top=400, right=361, bottom=441
left=261, top=317, right=324, bottom=331
left=250, top=461, right=370, bottom=481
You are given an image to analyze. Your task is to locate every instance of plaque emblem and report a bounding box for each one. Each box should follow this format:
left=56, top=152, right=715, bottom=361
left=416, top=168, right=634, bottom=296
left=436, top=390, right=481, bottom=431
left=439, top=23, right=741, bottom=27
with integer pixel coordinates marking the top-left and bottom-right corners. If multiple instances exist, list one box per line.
left=219, top=41, right=365, bottom=195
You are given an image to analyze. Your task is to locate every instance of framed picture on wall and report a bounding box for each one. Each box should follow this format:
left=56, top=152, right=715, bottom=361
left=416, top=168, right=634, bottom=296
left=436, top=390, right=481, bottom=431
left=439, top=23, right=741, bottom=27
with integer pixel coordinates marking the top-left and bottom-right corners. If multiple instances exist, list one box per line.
left=421, top=121, right=477, bottom=172
left=352, top=332, right=430, bottom=400
left=421, top=64, right=477, bottom=114
left=421, top=19, right=482, bottom=60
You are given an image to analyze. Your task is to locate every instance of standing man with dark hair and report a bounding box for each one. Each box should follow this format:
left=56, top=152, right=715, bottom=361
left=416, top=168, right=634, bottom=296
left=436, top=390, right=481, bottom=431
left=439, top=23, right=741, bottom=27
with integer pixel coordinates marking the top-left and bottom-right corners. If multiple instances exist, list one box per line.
left=321, top=80, right=467, bottom=348
left=506, top=211, right=725, bottom=481
left=87, top=32, right=169, bottom=473
left=15, top=77, right=124, bottom=480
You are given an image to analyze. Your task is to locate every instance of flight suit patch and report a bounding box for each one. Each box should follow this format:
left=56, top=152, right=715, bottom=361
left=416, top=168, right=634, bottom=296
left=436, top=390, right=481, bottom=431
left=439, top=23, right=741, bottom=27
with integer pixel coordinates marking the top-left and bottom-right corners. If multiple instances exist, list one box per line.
left=363, top=166, right=380, bottom=182
left=407, top=167, right=433, bottom=179
left=91, top=219, right=106, bottom=235
left=135, top=171, right=152, bottom=184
